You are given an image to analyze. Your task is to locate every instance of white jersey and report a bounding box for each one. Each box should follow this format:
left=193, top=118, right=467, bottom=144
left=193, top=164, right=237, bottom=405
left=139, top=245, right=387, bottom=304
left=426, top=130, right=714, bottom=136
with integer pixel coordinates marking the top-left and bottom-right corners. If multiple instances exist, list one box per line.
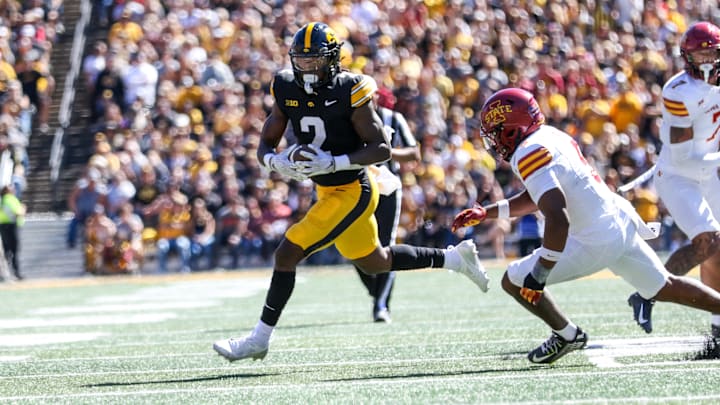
left=511, top=125, right=629, bottom=244
left=657, top=71, right=720, bottom=179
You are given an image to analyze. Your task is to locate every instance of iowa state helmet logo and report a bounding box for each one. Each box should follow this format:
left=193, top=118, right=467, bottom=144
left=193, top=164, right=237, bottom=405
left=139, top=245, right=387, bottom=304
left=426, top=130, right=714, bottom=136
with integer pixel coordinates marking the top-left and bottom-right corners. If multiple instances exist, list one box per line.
left=483, top=100, right=512, bottom=127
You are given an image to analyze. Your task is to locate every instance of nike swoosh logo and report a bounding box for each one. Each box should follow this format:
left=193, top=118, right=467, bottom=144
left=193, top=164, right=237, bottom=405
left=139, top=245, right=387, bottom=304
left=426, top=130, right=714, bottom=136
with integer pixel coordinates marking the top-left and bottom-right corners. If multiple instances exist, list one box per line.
left=530, top=351, right=556, bottom=363
left=638, top=303, right=647, bottom=324
left=325, top=99, right=338, bottom=106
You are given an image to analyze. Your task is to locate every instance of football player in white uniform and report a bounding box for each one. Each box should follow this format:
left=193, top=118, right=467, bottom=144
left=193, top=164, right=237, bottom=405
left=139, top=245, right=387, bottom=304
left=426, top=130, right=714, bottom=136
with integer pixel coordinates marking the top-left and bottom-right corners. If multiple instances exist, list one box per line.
left=453, top=88, right=720, bottom=364
left=627, top=22, right=720, bottom=336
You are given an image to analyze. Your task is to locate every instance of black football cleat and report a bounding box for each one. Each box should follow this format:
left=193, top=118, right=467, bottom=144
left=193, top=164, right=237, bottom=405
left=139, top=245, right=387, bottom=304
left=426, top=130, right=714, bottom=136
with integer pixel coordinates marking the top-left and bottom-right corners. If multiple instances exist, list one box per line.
left=528, top=328, right=588, bottom=364
left=628, top=292, right=655, bottom=333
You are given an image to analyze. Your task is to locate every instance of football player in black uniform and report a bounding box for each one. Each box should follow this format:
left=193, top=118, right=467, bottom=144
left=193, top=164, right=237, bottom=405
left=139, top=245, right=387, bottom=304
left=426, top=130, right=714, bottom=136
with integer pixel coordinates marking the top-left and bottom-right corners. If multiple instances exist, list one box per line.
left=213, top=22, right=489, bottom=362
left=354, top=88, right=421, bottom=323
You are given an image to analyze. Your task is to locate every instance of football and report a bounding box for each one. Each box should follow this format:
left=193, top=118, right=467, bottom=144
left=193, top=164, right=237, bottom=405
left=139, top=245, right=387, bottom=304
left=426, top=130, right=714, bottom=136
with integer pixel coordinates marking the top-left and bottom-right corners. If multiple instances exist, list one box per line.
left=289, top=144, right=315, bottom=163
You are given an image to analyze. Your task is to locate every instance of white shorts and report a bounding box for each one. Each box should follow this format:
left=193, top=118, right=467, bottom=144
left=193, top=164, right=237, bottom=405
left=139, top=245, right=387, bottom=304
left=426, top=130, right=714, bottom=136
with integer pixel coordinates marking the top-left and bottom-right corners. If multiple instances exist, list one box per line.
left=655, top=170, right=720, bottom=240
left=506, top=214, right=669, bottom=299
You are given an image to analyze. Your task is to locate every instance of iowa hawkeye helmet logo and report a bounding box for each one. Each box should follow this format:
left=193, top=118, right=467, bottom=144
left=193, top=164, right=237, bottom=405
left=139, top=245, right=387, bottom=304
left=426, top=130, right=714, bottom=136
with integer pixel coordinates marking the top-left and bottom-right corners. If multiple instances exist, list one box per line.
left=483, top=100, right=513, bottom=128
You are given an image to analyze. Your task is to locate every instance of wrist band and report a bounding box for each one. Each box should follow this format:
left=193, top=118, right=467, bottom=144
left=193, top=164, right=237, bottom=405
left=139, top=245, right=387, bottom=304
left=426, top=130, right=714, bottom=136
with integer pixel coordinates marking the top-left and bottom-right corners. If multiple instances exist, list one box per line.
left=334, top=154, right=350, bottom=171
left=538, top=246, right=563, bottom=262
left=497, top=199, right=510, bottom=219
left=333, top=154, right=364, bottom=171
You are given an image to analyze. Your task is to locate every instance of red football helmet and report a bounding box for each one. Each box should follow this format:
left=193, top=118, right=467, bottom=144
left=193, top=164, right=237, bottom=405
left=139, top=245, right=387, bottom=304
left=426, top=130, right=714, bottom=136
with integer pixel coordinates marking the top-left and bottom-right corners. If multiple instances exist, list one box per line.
left=479, top=88, right=545, bottom=161
left=680, top=21, right=720, bottom=84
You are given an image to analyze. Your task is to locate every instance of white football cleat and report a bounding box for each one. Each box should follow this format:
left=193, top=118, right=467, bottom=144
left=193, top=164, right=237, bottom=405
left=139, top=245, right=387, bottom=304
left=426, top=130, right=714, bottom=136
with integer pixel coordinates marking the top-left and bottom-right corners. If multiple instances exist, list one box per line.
left=448, top=240, right=490, bottom=292
left=213, top=335, right=268, bottom=362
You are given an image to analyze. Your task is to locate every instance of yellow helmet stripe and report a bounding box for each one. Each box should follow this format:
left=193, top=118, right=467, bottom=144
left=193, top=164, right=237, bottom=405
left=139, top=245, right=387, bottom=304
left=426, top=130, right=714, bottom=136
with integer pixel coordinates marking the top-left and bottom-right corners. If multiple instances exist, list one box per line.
left=304, top=23, right=315, bottom=50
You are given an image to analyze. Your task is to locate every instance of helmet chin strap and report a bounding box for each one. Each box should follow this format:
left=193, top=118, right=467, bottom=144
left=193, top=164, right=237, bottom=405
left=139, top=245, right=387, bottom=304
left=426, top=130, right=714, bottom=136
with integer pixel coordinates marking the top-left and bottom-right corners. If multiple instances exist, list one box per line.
left=302, top=74, right=319, bottom=94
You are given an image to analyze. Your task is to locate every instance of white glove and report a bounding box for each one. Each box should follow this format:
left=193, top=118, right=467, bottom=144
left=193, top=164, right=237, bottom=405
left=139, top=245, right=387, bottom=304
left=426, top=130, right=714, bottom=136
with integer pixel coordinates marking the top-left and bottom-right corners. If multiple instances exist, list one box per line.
left=264, top=148, right=308, bottom=181
left=296, top=145, right=336, bottom=177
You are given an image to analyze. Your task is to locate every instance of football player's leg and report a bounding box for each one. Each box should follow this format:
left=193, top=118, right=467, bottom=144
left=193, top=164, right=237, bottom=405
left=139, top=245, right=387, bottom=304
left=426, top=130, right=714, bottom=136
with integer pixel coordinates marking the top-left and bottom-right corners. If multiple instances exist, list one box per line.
left=653, top=275, right=720, bottom=316
left=354, top=265, right=376, bottom=296
left=501, top=272, right=587, bottom=364
left=665, top=231, right=720, bottom=276
left=657, top=174, right=720, bottom=276
left=367, top=192, right=398, bottom=316
left=214, top=186, right=351, bottom=362
left=212, top=237, right=305, bottom=362
left=622, top=231, right=720, bottom=316
left=502, top=255, right=573, bottom=331
left=701, top=251, right=720, bottom=336
left=635, top=174, right=720, bottom=332
left=504, top=240, right=607, bottom=363
left=612, top=236, right=669, bottom=333
left=699, top=178, right=720, bottom=335
left=616, top=231, right=720, bottom=334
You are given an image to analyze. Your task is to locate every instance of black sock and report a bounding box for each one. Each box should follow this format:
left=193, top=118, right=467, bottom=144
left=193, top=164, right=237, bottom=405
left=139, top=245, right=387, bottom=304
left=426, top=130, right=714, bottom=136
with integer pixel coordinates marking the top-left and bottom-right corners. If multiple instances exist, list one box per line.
left=260, top=271, right=296, bottom=326
left=389, top=245, right=445, bottom=270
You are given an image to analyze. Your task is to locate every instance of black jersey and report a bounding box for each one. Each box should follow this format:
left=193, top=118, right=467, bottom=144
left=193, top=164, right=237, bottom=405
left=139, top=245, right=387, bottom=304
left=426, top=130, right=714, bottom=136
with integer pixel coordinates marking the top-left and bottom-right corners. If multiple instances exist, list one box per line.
left=376, top=106, right=417, bottom=175
left=272, top=69, right=377, bottom=186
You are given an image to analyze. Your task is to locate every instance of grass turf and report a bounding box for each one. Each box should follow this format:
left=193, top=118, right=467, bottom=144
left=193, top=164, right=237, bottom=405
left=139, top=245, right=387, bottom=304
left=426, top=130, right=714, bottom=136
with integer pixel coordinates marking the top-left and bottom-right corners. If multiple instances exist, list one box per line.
left=1, top=265, right=720, bottom=404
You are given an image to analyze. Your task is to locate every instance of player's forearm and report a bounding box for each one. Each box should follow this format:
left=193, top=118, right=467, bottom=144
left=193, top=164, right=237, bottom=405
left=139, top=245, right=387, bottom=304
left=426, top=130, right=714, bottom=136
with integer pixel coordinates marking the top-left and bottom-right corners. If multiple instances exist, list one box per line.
left=536, top=189, right=569, bottom=253
left=484, top=190, right=537, bottom=219
left=542, top=215, right=568, bottom=252
left=347, top=141, right=391, bottom=166
left=390, top=146, right=420, bottom=162
left=668, top=141, right=720, bottom=169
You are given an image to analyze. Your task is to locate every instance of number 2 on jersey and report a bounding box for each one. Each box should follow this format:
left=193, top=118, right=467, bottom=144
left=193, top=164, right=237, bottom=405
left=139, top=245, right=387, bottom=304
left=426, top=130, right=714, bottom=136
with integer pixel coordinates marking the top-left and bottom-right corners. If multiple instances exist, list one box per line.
left=299, top=116, right=327, bottom=148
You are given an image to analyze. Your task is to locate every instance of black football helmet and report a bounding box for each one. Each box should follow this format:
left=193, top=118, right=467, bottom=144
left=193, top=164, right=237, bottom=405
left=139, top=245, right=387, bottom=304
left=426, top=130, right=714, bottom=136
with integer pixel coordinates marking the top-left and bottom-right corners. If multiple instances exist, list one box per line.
left=289, top=22, right=343, bottom=94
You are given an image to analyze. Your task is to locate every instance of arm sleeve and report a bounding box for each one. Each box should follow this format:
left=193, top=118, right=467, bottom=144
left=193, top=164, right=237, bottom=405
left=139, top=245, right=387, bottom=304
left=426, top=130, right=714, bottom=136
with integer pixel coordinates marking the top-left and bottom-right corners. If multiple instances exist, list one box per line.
left=524, top=167, right=562, bottom=204
left=350, top=75, right=377, bottom=108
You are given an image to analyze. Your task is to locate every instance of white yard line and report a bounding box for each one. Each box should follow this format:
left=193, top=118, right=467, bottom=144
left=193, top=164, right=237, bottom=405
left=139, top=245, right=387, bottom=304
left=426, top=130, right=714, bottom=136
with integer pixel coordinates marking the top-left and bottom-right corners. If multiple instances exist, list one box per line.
left=0, top=332, right=109, bottom=347
left=585, top=336, right=708, bottom=368
left=0, top=355, right=30, bottom=362
left=3, top=365, right=720, bottom=402
left=29, top=301, right=219, bottom=315
left=0, top=313, right=177, bottom=329
left=2, top=345, right=718, bottom=380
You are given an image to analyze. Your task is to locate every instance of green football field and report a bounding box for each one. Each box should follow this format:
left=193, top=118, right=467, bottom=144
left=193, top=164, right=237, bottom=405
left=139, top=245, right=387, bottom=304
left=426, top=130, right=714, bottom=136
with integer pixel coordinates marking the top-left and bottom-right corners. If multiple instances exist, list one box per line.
left=2, top=264, right=720, bottom=404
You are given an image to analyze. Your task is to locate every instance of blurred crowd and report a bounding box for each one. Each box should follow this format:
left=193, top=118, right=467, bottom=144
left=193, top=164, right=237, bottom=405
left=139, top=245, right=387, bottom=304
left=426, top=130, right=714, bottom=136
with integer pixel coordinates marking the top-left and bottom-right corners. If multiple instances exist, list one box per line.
left=71, top=0, right=716, bottom=274
left=0, top=0, right=62, bottom=199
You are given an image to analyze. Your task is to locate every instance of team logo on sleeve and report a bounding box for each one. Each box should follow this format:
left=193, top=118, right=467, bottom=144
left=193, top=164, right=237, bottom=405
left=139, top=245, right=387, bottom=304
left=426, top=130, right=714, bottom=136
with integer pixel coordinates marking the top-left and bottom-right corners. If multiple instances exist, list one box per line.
left=517, top=146, right=552, bottom=180
left=663, top=98, right=689, bottom=117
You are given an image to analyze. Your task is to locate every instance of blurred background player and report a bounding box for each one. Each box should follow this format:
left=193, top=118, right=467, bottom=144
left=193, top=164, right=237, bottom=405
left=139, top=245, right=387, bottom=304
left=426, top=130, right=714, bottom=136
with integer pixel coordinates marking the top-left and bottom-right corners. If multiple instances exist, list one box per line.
left=627, top=22, right=720, bottom=336
left=213, top=22, right=489, bottom=362
left=0, top=183, right=25, bottom=280
left=353, top=87, right=421, bottom=323
left=453, top=88, right=720, bottom=364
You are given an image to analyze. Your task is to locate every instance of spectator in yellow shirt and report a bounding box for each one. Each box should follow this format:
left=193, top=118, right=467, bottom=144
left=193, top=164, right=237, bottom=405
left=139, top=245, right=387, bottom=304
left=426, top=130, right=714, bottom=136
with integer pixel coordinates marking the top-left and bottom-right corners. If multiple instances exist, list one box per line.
left=0, top=49, right=17, bottom=98
left=155, top=191, right=192, bottom=273
left=609, top=73, right=644, bottom=133
left=108, top=8, right=144, bottom=48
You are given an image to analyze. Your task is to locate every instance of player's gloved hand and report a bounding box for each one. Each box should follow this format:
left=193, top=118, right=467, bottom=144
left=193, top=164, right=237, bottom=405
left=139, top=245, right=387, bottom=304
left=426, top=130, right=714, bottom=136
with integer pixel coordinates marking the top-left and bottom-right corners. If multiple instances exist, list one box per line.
left=451, top=203, right=487, bottom=232
left=265, top=148, right=308, bottom=181
left=296, top=145, right=336, bottom=177
left=519, top=260, right=552, bottom=306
